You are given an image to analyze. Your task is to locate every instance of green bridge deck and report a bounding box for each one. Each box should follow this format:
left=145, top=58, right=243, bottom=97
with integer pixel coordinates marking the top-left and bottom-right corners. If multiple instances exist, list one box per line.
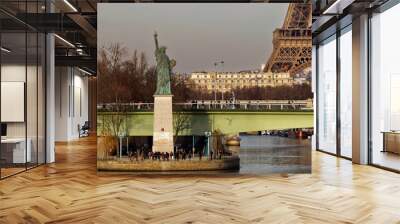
left=97, top=111, right=314, bottom=136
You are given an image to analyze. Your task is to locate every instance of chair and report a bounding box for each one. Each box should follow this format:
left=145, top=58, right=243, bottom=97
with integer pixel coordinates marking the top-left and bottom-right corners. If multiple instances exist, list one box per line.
left=79, top=121, right=90, bottom=138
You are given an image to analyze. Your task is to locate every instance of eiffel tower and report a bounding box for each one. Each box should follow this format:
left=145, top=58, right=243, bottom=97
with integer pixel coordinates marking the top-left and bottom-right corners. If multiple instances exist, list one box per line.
left=264, top=3, right=312, bottom=76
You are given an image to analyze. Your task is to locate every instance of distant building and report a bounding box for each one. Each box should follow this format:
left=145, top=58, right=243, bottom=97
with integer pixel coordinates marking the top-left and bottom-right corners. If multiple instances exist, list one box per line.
left=293, top=76, right=310, bottom=85
left=293, top=69, right=311, bottom=85
left=189, top=71, right=294, bottom=93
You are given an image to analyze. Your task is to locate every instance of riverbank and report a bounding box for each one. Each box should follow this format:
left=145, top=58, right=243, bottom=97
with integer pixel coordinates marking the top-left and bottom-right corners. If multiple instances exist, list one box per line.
left=97, top=156, right=240, bottom=172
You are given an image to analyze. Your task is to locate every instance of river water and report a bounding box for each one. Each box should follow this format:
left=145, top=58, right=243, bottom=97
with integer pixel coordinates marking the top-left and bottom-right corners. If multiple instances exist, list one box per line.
left=237, top=135, right=311, bottom=174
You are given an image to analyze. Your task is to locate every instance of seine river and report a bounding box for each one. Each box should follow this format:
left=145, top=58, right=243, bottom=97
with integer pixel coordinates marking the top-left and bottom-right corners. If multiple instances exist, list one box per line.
left=238, top=135, right=311, bottom=174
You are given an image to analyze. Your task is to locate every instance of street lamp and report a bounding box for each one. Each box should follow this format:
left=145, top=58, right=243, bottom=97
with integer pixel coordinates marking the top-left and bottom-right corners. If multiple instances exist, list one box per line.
left=213, top=60, right=225, bottom=106
left=220, top=61, right=225, bottom=103
left=204, top=131, right=212, bottom=158
left=213, top=63, right=218, bottom=103
left=231, top=91, right=236, bottom=109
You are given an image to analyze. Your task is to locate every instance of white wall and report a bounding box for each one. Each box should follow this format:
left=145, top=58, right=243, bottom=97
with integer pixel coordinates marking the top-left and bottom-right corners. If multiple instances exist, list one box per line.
left=55, top=67, right=89, bottom=141
left=55, top=67, right=69, bottom=141
left=1, top=63, right=46, bottom=164
left=1, top=65, right=32, bottom=139
left=1, top=65, right=26, bottom=140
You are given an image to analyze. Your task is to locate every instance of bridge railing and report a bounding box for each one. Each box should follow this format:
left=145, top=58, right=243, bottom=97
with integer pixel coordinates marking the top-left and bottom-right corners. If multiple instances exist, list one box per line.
left=97, top=100, right=313, bottom=112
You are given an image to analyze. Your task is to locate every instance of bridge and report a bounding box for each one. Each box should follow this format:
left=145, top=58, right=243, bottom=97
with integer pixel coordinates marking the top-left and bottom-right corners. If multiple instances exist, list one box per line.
left=97, top=110, right=313, bottom=136
left=97, top=99, right=313, bottom=111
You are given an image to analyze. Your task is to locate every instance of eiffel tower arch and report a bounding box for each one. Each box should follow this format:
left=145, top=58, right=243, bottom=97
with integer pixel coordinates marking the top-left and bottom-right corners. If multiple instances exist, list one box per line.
left=264, top=3, right=312, bottom=76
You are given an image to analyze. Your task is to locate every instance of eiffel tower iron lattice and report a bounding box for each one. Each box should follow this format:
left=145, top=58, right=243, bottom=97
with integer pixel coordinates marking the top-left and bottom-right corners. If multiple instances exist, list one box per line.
left=264, top=3, right=312, bottom=76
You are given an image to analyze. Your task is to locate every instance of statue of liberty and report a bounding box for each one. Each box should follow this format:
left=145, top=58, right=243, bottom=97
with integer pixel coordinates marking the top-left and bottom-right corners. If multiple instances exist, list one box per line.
left=154, top=32, right=175, bottom=95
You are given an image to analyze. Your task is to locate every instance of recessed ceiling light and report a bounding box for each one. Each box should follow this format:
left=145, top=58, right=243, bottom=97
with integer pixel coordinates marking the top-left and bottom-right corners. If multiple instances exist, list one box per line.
left=323, top=0, right=355, bottom=15
left=1, top=47, right=11, bottom=53
left=63, top=0, right=78, bottom=12
left=54, top=34, right=75, bottom=48
left=78, top=67, right=94, bottom=76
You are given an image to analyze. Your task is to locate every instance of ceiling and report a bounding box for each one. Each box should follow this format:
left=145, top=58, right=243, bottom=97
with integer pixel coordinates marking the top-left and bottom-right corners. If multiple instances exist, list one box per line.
left=311, top=0, right=391, bottom=44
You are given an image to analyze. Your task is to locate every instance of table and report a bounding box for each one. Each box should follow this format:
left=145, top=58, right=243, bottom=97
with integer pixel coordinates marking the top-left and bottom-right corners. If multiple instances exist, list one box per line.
left=1, top=138, right=31, bottom=163
left=382, top=131, right=400, bottom=154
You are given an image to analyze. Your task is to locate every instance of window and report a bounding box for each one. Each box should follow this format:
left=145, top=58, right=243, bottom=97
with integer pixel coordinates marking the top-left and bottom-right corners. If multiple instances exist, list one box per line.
left=370, top=4, right=400, bottom=171
left=0, top=3, right=46, bottom=179
left=340, top=26, right=352, bottom=158
left=317, top=35, right=337, bottom=154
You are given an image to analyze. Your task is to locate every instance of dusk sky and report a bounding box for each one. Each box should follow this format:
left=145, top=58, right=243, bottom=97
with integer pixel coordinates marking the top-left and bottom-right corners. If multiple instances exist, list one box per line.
left=98, top=3, right=288, bottom=73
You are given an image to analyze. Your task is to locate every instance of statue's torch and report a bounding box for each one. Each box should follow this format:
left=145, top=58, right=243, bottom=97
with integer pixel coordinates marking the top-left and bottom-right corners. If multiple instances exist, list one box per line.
left=154, top=31, right=159, bottom=50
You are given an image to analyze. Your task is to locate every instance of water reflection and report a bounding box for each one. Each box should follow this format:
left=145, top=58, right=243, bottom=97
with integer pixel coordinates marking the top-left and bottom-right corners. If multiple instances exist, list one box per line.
left=238, top=135, right=311, bottom=174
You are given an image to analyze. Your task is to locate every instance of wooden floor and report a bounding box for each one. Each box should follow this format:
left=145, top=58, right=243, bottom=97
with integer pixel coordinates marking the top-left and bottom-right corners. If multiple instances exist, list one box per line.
left=0, top=167, right=26, bottom=178
left=373, top=151, right=400, bottom=171
left=1, top=137, right=400, bottom=224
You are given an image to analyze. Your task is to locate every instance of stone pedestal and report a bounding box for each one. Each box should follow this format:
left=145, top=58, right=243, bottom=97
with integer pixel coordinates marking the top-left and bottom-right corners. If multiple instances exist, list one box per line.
left=152, top=95, right=174, bottom=153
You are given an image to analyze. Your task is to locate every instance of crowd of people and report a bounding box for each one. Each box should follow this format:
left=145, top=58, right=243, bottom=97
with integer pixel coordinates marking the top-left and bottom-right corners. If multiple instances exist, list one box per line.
left=126, top=148, right=229, bottom=162
left=147, top=150, right=195, bottom=161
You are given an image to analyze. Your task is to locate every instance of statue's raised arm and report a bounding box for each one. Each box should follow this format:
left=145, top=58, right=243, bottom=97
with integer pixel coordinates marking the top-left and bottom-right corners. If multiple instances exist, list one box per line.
left=154, top=31, right=159, bottom=50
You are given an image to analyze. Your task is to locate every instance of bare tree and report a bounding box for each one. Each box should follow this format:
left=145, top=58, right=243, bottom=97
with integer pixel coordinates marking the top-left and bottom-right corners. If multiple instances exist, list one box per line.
left=97, top=43, right=156, bottom=105
left=97, top=42, right=313, bottom=106
left=212, top=129, right=224, bottom=159
left=173, top=111, right=191, bottom=145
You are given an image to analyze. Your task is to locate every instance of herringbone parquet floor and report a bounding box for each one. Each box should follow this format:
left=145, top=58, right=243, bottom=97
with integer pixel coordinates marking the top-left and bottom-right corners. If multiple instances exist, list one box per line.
left=1, top=136, right=400, bottom=224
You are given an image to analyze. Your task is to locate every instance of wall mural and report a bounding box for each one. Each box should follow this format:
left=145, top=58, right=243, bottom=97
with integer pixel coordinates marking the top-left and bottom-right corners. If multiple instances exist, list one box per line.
left=97, top=3, right=313, bottom=174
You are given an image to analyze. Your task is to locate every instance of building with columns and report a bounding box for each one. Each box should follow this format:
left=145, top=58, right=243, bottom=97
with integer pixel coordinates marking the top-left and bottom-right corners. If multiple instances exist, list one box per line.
left=189, top=71, right=294, bottom=92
